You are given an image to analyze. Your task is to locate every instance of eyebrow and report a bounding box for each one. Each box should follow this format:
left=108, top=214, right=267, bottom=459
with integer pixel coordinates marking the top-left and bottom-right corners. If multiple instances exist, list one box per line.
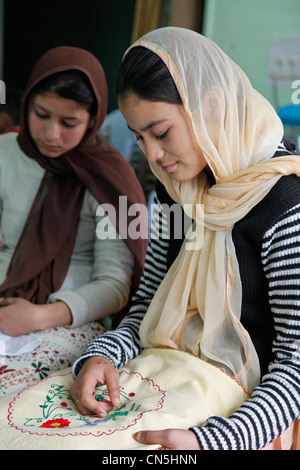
left=33, top=102, right=81, bottom=121
left=128, top=119, right=169, bottom=133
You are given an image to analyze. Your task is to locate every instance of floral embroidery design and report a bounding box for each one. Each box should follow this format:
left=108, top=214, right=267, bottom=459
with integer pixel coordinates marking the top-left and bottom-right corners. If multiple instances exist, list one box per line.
left=31, top=361, right=50, bottom=380
left=40, top=418, right=71, bottom=428
left=7, top=369, right=166, bottom=437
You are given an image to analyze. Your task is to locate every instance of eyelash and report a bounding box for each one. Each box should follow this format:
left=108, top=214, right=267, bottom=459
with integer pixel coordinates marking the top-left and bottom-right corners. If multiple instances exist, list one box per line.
left=135, top=129, right=169, bottom=142
left=34, top=110, right=77, bottom=128
left=156, top=130, right=169, bottom=140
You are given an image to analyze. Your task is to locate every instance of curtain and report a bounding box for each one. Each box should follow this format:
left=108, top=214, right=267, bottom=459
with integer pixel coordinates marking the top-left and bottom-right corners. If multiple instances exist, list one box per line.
left=131, top=0, right=166, bottom=43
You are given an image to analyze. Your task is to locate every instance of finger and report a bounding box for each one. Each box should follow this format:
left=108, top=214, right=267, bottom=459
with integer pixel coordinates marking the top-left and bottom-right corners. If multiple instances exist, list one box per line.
left=134, top=429, right=170, bottom=447
left=73, top=393, right=113, bottom=417
left=77, top=390, right=112, bottom=417
left=70, top=379, right=106, bottom=417
left=73, top=375, right=118, bottom=418
left=105, top=370, right=121, bottom=408
left=73, top=397, right=94, bottom=416
left=134, top=429, right=201, bottom=450
left=75, top=397, right=114, bottom=417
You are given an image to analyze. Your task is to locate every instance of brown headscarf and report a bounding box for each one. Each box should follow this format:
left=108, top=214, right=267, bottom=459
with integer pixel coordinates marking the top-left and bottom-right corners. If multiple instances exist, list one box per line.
left=0, top=46, right=147, bottom=304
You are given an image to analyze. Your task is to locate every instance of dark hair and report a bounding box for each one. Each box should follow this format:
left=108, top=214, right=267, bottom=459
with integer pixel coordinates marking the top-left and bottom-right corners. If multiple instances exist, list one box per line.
left=30, top=69, right=97, bottom=116
left=115, top=46, right=182, bottom=105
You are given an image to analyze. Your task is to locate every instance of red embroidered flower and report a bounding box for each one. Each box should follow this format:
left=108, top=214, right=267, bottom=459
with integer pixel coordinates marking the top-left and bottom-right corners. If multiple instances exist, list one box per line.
left=40, top=418, right=70, bottom=428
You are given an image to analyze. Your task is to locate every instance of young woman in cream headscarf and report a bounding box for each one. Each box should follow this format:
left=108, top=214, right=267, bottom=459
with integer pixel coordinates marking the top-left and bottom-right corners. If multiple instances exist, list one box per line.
left=71, top=27, right=300, bottom=450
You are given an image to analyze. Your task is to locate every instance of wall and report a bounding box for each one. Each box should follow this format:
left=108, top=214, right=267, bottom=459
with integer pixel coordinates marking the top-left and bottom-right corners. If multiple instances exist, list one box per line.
left=203, top=0, right=300, bottom=111
left=3, top=0, right=136, bottom=112
left=168, top=0, right=204, bottom=31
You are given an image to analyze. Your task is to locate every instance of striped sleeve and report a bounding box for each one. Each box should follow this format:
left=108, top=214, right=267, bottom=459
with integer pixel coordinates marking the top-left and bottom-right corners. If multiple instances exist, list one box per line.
left=72, top=194, right=169, bottom=374
left=191, top=203, right=300, bottom=450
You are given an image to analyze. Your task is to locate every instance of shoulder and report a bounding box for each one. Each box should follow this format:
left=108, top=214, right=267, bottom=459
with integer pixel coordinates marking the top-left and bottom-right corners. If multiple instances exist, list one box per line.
left=234, top=174, right=300, bottom=245
left=0, top=131, right=19, bottom=153
left=0, top=132, right=23, bottom=170
left=260, top=174, right=300, bottom=217
left=0, top=132, right=34, bottom=167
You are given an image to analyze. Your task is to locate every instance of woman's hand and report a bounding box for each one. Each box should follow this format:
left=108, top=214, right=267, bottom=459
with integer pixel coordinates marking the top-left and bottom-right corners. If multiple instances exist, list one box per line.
left=134, top=428, right=201, bottom=450
left=0, top=297, right=72, bottom=336
left=69, top=356, right=120, bottom=417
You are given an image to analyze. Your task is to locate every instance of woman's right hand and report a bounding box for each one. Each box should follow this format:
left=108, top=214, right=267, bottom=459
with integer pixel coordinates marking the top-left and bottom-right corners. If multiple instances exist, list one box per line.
left=69, top=356, right=120, bottom=417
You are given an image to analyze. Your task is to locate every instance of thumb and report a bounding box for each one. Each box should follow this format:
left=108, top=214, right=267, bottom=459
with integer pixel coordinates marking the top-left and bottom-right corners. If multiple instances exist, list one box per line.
left=133, top=430, right=167, bottom=446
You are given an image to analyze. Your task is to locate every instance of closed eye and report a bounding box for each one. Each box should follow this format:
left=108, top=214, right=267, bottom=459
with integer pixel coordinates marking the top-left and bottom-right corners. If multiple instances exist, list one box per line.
left=62, top=121, right=77, bottom=128
left=35, top=110, right=49, bottom=119
left=156, top=129, right=169, bottom=140
left=34, top=110, right=77, bottom=128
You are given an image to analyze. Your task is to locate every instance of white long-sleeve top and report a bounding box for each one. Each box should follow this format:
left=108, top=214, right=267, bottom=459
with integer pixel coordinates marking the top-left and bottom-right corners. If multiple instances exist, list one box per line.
left=0, top=132, right=134, bottom=327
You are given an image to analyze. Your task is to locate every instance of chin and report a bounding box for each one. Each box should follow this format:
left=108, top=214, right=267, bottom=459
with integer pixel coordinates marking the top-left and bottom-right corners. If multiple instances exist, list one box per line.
left=38, top=147, right=64, bottom=158
left=169, top=173, right=189, bottom=182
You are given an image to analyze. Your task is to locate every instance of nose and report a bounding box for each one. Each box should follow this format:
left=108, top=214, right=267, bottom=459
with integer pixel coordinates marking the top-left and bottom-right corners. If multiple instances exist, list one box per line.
left=144, top=140, right=164, bottom=163
left=45, top=119, right=60, bottom=140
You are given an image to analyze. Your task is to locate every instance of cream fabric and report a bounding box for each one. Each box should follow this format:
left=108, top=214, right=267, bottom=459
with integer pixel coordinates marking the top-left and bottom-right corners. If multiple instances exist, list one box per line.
left=0, top=348, right=247, bottom=450
left=126, top=27, right=300, bottom=393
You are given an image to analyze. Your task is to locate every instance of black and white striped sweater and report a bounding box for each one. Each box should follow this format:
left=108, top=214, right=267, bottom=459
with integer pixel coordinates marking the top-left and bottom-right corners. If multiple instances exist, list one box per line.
left=73, top=146, right=300, bottom=450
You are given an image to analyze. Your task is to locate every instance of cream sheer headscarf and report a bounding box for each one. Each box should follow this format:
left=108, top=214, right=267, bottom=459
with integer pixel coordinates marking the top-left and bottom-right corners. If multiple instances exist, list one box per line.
left=126, top=27, right=300, bottom=393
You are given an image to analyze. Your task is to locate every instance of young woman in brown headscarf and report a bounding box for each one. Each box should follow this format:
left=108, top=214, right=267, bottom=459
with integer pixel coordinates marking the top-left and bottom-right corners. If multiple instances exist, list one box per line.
left=0, top=46, right=147, bottom=395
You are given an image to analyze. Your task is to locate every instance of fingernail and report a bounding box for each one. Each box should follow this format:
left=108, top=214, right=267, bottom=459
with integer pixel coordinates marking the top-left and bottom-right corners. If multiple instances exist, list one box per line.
left=133, top=432, right=142, bottom=441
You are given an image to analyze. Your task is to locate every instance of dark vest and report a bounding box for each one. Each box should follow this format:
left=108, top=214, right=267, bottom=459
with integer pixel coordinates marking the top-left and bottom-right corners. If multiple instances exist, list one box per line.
left=156, top=174, right=300, bottom=375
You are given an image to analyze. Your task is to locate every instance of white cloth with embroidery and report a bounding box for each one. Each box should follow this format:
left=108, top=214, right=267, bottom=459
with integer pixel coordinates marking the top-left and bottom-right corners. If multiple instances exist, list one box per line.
left=0, top=348, right=247, bottom=450
left=0, top=321, right=105, bottom=397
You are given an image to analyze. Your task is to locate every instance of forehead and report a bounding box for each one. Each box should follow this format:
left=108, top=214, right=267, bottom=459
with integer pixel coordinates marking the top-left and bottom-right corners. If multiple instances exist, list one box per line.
left=118, top=93, right=185, bottom=130
left=30, top=91, right=90, bottom=117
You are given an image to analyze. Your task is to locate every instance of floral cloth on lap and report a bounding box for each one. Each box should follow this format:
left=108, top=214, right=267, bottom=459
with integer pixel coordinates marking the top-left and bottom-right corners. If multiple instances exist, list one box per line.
left=0, top=348, right=247, bottom=450
left=0, top=321, right=105, bottom=397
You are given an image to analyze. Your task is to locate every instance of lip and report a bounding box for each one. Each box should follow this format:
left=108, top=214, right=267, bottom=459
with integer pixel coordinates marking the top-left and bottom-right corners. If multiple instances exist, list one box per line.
left=40, top=142, right=61, bottom=152
left=160, top=162, right=178, bottom=173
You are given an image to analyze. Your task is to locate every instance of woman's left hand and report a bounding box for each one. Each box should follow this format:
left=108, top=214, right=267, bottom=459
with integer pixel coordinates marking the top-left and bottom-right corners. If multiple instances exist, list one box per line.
left=133, top=428, right=201, bottom=450
left=0, top=297, right=71, bottom=336
left=0, top=297, right=43, bottom=336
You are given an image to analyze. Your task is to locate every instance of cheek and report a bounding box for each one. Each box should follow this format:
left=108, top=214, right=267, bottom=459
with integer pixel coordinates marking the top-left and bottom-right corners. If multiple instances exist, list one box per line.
left=27, top=113, right=42, bottom=138
left=62, top=126, right=88, bottom=147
